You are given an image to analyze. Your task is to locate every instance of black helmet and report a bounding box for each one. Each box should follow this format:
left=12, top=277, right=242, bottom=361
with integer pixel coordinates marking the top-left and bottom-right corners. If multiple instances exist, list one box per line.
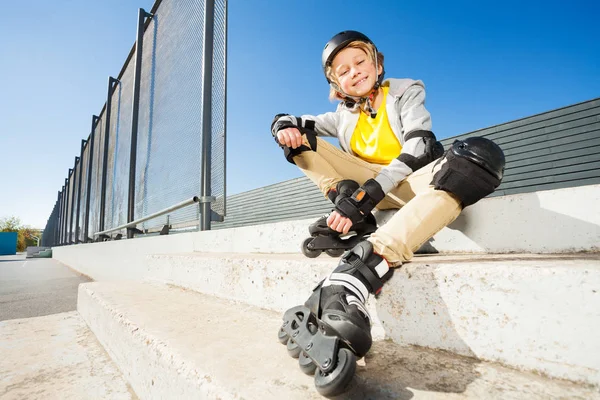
left=322, top=30, right=376, bottom=83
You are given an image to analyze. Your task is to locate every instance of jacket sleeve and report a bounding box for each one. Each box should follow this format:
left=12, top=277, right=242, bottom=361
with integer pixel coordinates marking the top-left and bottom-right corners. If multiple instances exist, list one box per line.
left=271, top=111, right=339, bottom=138
left=373, top=84, right=434, bottom=194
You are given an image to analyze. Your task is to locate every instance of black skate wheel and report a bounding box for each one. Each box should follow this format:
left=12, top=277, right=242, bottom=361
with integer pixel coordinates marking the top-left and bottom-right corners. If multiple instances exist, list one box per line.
left=277, top=328, right=289, bottom=345
left=301, top=238, right=322, bottom=258
left=298, top=351, right=317, bottom=375
left=314, top=348, right=356, bottom=397
left=325, top=248, right=345, bottom=258
left=286, top=338, right=301, bottom=358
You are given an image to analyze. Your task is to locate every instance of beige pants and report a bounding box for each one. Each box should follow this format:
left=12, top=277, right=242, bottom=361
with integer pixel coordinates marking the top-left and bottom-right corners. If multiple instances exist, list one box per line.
left=293, top=137, right=462, bottom=266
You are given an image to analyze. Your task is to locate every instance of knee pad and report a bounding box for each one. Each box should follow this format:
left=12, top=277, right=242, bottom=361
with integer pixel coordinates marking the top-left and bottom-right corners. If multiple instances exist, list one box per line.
left=432, top=137, right=505, bottom=207
left=282, top=128, right=317, bottom=165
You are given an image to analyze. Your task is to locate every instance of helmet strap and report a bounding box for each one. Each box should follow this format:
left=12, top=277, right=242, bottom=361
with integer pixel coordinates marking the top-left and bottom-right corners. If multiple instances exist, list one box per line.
left=333, top=83, right=381, bottom=118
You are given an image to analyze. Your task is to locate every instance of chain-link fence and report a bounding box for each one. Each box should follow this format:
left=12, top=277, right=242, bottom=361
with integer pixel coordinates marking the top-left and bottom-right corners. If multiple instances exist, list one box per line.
left=42, top=0, right=227, bottom=246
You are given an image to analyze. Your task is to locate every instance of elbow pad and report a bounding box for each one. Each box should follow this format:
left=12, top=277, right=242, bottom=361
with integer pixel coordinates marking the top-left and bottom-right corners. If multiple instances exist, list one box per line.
left=397, top=130, right=444, bottom=172
left=271, top=113, right=295, bottom=137
left=271, top=114, right=317, bottom=136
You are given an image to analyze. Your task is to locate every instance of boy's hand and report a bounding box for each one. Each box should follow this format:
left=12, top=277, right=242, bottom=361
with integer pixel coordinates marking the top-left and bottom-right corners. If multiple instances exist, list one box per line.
left=277, top=127, right=303, bottom=149
left=327, top=211, right=353, bottom=234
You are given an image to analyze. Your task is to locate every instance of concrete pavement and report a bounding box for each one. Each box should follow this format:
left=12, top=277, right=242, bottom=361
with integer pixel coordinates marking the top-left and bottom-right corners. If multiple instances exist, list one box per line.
left=0, top=311, right=136, bottom=399
left=0, top=254, right=136, bottom=399
left=0, top=254, right=90, bottom=321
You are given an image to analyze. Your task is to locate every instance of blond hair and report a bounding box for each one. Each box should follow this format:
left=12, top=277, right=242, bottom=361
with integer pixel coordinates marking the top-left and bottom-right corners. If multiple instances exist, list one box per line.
left=325, top=41, right=384, bottom=101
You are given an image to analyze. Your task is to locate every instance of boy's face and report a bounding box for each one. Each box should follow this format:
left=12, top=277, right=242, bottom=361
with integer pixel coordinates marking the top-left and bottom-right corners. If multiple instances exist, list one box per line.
left=331, top=47, right=382, bottom=97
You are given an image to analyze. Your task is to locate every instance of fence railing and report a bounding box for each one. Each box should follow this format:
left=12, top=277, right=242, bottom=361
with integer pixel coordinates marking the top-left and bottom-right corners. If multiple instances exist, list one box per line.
left=42, top=0, right=227, bottom=247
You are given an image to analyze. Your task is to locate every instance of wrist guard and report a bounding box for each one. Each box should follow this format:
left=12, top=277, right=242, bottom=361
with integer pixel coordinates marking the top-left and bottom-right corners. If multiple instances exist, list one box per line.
left=335, top=179, right=385, bottom=224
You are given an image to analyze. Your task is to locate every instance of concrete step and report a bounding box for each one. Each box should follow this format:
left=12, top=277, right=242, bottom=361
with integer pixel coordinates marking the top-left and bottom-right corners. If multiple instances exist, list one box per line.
left=78, top=281, right=598, bottom=399
left=144, top=252, right=600, bottom=387
left=26, top=246, right=50, bottom=258
left=200, top=184, right=600, bottom=254
left=29, top=249, right=53, bottom=258
left=51, top=186, right=600, bottom=283
left=0, top=311, right=136, bottom=399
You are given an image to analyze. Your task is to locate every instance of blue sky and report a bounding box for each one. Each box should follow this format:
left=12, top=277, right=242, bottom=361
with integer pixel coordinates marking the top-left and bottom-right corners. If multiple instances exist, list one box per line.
left=0, top=0, right=598, bottom=229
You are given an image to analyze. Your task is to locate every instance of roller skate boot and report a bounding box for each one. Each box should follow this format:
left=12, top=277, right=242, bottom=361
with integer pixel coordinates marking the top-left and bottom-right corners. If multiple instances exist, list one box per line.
left=278, top=240, right=391, bottom=396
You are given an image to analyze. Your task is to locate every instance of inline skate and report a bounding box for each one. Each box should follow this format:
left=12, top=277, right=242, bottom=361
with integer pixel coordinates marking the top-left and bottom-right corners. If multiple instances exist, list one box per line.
left=278, top=241, right=391, bottom=396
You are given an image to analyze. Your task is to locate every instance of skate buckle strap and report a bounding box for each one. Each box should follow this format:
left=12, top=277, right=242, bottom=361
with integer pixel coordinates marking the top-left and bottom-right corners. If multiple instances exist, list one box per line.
left=349, top=256, right=384, bottom=294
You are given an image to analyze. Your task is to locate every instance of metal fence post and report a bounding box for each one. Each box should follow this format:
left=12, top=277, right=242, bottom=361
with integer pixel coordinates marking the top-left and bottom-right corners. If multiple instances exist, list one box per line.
left=75, top=139, right=87, bottom=244
left=59, top=182, right=65, bottom=245
left=56, top=192, right=61, bottom=245
left=64, top=176, right=71, bottom=244
left=200, top=0, right=215, bottom=231
left=54, top=192, right=61, bottom=246
left=223, top=0, right=228, bottom=219
left=84, top=116, right=99, bottom=242
left=56, top=191, right=62, bottom=246
left=59, top=186, right=66, bottom=245
left=99, top=77, right=119, bottom=233
left=69, top=159, right=79, bottom=244
left=127, top=8, right=153, bottom=239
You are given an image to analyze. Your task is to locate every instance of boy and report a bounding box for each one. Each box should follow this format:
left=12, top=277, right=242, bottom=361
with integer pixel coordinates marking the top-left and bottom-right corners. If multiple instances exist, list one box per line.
left=272, top=31, right=505, bottom=396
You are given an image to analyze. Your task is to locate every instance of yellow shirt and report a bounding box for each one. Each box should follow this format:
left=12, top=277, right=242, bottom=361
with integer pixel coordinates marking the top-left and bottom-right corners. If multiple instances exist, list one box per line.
left=350, top=86, right=402, bottom=164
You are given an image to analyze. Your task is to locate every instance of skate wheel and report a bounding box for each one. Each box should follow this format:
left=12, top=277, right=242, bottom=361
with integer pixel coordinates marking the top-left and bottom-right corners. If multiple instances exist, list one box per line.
left=325, top=248, right=345, bottom=258
left=314, top=348, right=356, bottom=397
left=301, top=238, right=322, bottom=258
left=286, top=338, right=301, bottom=358
left=277, top=328, right=289, bottom=345
left=298, top=351, right=317, bottom=375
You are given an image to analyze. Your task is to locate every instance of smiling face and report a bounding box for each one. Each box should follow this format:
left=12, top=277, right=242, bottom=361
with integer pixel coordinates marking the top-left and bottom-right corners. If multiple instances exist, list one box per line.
left=331, top=45, right=382, bottom=97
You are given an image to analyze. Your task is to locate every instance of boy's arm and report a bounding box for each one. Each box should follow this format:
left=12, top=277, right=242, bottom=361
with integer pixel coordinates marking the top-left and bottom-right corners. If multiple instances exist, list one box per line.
left=271, top=111, right=339, bottom=138
left=373, top=84, right=440, bottom=194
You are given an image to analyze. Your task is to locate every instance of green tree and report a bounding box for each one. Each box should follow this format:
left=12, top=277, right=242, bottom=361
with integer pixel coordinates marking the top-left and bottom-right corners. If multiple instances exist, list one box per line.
left=0, top=216, right=21, bottom=232
left=0, top=216, right=41, bottom=252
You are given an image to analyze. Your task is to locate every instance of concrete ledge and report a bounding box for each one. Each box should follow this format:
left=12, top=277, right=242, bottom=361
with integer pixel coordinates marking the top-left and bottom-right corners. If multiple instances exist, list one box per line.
left=145, top=252, right=336, bottom=311
left=77, top=282, right=598, bottom=399
left=194, top=184, right=600, bottom=255
left=53, top=232, right=197, bottom=281
left=379, top=254, right=600, bottom=386
left=144, top=252, right=600, bottom=387
left=53, top=185, right=600, bottom=283
left=144, top=252, right=386, bottom=340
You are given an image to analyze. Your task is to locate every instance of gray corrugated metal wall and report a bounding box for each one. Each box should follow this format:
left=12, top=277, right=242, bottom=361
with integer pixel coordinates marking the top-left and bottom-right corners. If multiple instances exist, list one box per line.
left=214, top=98, right=600, bottom=230
left=439, top=98, right=600, bottom=196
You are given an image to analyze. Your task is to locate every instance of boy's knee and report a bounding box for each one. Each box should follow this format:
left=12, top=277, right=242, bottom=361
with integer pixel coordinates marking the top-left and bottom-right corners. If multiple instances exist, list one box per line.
left=431, top=137, right=505, bottom=207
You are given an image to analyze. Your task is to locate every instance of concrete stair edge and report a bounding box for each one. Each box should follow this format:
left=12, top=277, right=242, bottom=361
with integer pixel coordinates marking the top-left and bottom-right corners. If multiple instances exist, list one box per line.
left=78, top=283, right=233, bottom=399
left=77, top=281, right=600, bottom=400
left=194, top=184, right=600, bottom=255
left=143, top=252, right=600, bottom=387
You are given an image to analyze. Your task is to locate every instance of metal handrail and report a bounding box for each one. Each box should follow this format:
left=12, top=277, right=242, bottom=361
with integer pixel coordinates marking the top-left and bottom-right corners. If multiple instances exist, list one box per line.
left=93, top=196, right=213, bottom=237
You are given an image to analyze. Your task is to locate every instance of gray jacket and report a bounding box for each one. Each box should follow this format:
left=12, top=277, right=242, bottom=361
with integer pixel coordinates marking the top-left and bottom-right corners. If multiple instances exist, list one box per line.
left=271, top=78, right=433, bottom=194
